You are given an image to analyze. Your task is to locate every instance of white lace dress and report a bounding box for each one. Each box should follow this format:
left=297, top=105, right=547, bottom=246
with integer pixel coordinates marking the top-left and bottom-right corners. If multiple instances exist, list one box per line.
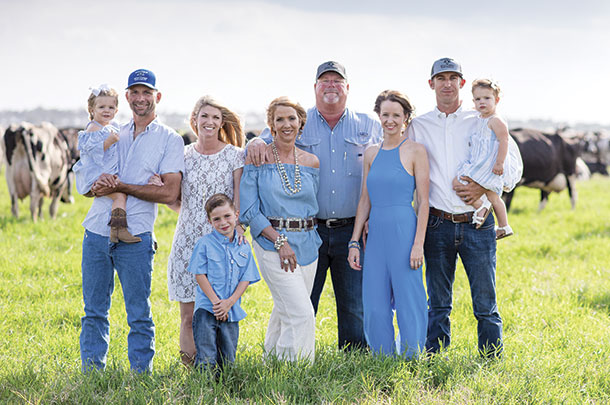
left=167, top=143, right=245, bottom=302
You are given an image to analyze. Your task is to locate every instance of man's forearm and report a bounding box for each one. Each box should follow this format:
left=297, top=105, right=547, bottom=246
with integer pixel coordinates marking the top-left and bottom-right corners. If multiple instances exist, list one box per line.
left=116, top=182, right=179, bottom=204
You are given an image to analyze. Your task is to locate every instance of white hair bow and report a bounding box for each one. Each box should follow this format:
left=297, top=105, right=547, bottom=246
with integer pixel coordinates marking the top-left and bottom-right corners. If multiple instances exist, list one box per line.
left=89, top=83, right=111, bottom=96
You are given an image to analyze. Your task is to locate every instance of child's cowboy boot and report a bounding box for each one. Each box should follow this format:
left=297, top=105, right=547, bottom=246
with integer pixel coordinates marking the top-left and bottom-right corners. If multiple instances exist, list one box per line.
left=109, top=208, right=141, bottom=243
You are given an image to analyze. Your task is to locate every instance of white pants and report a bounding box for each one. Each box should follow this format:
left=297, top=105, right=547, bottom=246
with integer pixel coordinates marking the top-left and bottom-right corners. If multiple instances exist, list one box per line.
left=253, top=241, right=317, bottom=363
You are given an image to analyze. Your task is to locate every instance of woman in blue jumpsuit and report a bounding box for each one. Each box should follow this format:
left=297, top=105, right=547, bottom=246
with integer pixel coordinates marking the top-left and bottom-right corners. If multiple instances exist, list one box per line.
left=348, top=90, right=429, bottom=358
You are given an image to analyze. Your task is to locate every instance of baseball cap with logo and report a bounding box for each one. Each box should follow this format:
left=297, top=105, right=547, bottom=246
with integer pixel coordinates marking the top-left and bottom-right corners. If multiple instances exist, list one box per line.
left=126, top=69, right=157, bottom=90
left=430, top=58, right=463, bottom=79
left=316, top=61, right=347, bottom=80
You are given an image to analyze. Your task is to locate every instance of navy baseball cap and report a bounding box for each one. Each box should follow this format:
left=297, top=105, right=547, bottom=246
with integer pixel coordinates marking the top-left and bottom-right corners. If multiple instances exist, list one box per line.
left=126, top=69, right=157, bottom=90
left=430, top=58, right=463, bottom=79
left=316, top=61, right=347, bottom=80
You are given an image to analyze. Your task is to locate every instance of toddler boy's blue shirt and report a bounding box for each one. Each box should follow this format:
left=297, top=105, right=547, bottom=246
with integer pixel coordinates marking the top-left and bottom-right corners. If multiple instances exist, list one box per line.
left=188, top=229, right=260, bottom=322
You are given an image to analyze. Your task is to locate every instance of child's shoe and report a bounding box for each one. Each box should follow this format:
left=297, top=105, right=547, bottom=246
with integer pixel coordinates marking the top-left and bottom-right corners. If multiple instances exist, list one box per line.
left=472, top=200, right=492, bottom=229
left=109, top=208, right=141, bottom=243
left=495, top=225, right=514, bottom=240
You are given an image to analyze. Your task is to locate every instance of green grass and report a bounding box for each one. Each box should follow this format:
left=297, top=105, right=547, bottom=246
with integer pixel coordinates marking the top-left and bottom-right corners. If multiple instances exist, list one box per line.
left=0, top=173, right=609, bottom=404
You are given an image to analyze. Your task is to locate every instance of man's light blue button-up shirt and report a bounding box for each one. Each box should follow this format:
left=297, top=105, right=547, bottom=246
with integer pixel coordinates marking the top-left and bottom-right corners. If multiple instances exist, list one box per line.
left=81, top=118, right=185, bottom=236
left=260, top=107, right=382, bottom=219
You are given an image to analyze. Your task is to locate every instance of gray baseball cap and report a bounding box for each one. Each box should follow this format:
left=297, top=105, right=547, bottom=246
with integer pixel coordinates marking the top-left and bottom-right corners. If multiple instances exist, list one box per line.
left=430, top=58, right=463, bottom=79
left=316, top=61, right=347, bottom=80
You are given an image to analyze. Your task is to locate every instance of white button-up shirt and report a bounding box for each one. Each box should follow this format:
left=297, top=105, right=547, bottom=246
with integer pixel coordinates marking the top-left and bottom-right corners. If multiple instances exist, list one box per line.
left=407, top=106, right=478, bottom=214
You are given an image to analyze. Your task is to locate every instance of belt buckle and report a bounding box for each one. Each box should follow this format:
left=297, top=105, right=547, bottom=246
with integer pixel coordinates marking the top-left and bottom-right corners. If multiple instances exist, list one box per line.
left=269, top=216, right=284, bottom=230
left=450, top=213, right=459, bottom=223
left=325, top=218, right=338, bottom=228
left=286, top=217, right=303, bottom=232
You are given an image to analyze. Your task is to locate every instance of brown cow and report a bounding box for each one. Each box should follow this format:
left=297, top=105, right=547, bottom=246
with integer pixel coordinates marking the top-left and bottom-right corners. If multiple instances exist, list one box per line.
left=3, top=122, right=75, bottom=221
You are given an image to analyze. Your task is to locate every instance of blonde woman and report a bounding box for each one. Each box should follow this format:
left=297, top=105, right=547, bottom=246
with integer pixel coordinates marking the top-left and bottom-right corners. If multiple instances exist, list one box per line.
left=164, top=96, right=245, bottom=365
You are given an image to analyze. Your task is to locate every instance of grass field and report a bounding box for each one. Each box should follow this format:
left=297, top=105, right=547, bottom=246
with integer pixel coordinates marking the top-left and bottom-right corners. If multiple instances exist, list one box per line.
left=0, top=173, right=609, bottom=404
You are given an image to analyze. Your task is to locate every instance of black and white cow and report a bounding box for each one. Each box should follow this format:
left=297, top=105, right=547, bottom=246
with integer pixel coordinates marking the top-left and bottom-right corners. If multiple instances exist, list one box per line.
left=503, top=128, right=581, bottom=211
left=581, top=130, right=610, bottom=176
left=3, top=122, right=76, bottom=221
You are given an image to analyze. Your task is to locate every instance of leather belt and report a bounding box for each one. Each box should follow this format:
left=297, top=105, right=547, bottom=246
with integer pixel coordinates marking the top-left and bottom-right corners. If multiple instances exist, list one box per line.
left=317, top=217, right=355, bottom=229
left=429, top=207, right=473, bottom=224
left=268, top=217, right=317, bottom=231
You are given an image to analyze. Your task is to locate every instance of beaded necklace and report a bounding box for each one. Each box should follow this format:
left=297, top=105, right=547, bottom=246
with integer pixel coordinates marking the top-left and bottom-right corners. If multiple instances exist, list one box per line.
left=271, top=141, right=302, bottom=195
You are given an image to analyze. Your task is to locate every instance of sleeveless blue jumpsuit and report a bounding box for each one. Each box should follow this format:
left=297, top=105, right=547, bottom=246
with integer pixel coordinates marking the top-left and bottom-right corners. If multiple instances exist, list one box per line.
left=363, top=139, right=428, bottom=357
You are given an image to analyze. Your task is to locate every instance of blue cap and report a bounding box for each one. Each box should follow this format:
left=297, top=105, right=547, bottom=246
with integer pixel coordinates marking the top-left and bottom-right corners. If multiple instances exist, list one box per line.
left=126, top=69, right=157, bottom=90
left=430, top=58, right=463, bottom=79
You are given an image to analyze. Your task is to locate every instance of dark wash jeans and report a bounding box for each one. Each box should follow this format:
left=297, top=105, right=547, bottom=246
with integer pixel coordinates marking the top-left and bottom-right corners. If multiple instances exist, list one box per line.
left=424, top=212, right=503, bottom=357
left=192, top=308, right=239, bottom=369
left=310, top=222, right=367, bottom=350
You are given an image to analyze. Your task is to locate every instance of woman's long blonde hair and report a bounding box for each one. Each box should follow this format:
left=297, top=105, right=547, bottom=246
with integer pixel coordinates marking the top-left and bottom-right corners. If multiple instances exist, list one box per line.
left=189, top=96, right=244, bottom=147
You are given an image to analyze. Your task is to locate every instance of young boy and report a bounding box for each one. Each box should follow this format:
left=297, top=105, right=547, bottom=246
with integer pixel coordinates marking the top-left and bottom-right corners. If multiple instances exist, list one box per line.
left=188, top=193, right=260, bottom=370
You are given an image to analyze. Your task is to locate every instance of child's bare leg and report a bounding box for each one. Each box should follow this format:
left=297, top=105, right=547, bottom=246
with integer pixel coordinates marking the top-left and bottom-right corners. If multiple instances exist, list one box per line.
left=487, top=191, right=508, bottom=227
left=108, top=192, right=127, bottom=211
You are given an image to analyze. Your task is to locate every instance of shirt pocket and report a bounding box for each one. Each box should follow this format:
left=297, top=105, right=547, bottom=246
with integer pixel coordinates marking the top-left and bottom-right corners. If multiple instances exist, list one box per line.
left=343, top=132, right=369, bottom=177
left=137, top=144, right=164, bottom=174
left=205, top=250, right=226, bottom=289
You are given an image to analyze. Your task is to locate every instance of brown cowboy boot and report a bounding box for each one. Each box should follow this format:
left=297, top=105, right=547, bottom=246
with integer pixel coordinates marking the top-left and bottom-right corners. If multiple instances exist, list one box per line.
left=109, top=208, right=141, bottom=243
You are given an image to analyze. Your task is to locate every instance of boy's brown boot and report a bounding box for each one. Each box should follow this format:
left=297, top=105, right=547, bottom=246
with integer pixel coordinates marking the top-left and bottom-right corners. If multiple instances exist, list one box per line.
left=109, top=208, right=141, bottom=244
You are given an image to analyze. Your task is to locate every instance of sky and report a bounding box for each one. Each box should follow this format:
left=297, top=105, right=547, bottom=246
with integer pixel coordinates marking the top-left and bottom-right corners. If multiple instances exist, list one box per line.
left=2, top=0, right=610, bottom=127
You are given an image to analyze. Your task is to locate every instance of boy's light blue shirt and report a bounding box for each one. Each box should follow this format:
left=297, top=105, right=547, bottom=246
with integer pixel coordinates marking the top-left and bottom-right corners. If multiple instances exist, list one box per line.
left=81, top=118, right=185, bottom=236
left=188, top=229, right=260, bottom=322
left=259, top=106, right=382, bottom=219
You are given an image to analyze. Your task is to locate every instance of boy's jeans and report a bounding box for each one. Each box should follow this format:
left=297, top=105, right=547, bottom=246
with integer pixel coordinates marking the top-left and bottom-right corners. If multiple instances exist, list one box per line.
left=193, top=308, right=239, bottom=368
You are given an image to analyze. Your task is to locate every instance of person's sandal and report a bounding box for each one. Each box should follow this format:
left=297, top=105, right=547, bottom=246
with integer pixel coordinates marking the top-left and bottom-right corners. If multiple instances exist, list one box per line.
left=496, top=225, right=514, bottom=240
left=472, top=200, right=492, bottom=229
left=180, top=350, right=195, bottom=367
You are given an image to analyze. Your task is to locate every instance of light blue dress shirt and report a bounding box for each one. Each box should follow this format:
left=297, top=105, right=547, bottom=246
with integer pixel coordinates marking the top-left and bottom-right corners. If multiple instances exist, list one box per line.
left=81, top=118, right=185, bottom=236
left=260, top=107, right=382, bottom=219
left=239, top=163, right=322, bottom=266
left=188, top=229, right=261, bottom=322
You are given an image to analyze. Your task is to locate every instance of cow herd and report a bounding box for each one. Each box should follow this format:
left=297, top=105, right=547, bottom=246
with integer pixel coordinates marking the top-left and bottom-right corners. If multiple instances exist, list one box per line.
left=1, top=122, right=609, bottom=221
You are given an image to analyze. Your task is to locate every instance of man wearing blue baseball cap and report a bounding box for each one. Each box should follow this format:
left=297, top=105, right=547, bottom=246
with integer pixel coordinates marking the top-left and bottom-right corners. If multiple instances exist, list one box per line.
left=79, top=68, right=185, bottom=372
left=407, top=58, right=503, bottom=358
left=247, top=61, right=382, bottom=351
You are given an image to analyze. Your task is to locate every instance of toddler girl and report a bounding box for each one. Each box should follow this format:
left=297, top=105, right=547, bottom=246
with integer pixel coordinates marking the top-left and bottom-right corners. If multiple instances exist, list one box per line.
left=454, top=79, right=522, bottom=239
left=73, top=84, right=140, bottom=243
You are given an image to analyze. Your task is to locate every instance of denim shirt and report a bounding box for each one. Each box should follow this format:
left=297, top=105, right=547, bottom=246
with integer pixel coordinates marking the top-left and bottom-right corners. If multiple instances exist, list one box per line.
left=239, top=164, right=322, bottom=266
left=81, top=118, right=185, bottom=236
left=188, top=230, right=260, bottom=322
left=260, top=107, right=382, bottom=219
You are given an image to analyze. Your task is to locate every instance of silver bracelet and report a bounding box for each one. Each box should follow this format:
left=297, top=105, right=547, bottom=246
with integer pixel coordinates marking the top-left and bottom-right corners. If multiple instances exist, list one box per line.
left=274, top=234, right=288, bottom=251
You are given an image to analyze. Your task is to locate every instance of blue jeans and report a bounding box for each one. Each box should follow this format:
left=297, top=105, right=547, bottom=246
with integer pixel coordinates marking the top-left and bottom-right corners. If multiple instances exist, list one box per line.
left=310, top=222, right=366, bottom=350
left=424, top=213, right=503, bottom=357
left=80, top=230, right=156, bottom=372
left=193, top=308, right=239, bottom=369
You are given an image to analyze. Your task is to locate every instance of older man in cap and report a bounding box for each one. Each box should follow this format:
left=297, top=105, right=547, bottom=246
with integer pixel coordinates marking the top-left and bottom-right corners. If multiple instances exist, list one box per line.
left=248, top=61, right=382, bottom=350
left=78, top=68, right=184, bottom=372
left=407, top=58, right=503, bottom=358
